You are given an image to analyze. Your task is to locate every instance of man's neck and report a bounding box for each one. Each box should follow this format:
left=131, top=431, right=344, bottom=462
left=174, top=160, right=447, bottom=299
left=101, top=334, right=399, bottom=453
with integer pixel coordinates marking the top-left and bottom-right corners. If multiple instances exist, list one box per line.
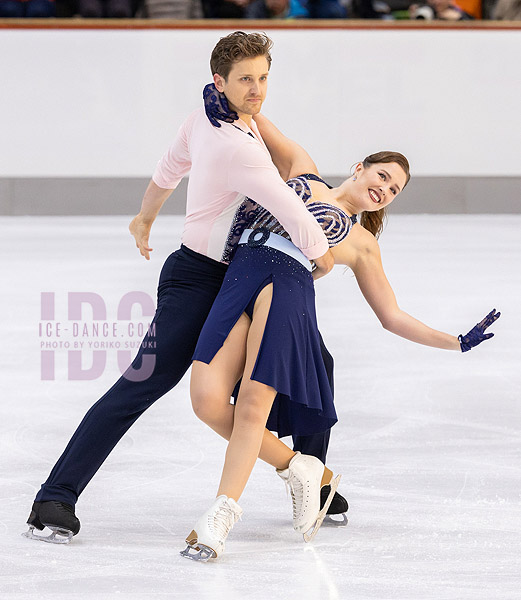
left=234, top=115, right=265, bottom=148
left=237, top=113, right=253, bottom=127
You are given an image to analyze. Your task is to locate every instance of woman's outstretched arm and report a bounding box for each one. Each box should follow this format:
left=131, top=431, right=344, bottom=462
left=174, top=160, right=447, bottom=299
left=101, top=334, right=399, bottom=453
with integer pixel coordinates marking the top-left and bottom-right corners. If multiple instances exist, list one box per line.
left=332, top=229, right=461, bottom=350
left=253, top=114, right=319, bottom=181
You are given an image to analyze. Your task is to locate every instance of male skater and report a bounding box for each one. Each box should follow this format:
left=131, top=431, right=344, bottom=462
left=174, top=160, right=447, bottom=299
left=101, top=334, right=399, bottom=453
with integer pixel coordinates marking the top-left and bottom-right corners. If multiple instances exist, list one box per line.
left=24, top=31, right=347, bottom=544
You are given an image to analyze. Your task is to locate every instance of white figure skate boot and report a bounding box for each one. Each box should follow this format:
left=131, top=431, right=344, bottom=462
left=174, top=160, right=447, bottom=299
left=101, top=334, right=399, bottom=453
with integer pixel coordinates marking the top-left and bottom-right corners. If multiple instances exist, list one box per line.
left=180, top=495, right=243, bottom=562
left=277, top=452, right=341, bottom=543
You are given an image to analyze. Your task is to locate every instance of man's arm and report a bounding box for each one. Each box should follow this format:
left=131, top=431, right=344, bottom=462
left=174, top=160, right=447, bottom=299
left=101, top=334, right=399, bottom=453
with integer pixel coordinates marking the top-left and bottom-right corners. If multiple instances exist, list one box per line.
left=129, top=115, right=193, bottom=260
left=227, top=141, right=331, bottom=265
left=248, top=116, right=333, bottom=274
left=253, top=114, right=319, bottom=181
left=129, top=181, right=173, bottom=260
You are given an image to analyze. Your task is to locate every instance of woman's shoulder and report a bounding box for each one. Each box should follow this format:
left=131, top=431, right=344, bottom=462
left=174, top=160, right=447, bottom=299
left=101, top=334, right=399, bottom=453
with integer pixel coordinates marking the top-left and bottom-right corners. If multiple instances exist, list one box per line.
left=349, top=224, right=381, bottom=261
left=334, top=221, right=379, bottom=258
left=351, top=221, right=378, bottom=244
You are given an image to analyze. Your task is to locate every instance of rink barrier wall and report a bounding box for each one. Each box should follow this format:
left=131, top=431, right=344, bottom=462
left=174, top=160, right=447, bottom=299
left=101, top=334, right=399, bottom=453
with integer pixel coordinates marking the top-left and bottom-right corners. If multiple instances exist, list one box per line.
left=1, top=22, right=520, bottom=213
left=0, top=176, right=517, bottom=215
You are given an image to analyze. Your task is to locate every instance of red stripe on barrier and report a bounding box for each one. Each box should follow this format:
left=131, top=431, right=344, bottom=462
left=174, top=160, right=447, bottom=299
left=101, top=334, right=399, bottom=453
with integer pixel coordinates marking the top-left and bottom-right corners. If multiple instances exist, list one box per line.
left=0, top=19, right=521, bottom=31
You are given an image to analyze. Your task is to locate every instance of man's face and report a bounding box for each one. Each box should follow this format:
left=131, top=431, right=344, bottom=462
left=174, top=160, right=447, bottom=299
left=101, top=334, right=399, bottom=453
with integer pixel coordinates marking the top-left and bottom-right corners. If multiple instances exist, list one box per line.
left=214, top=56, right=269, bottom=120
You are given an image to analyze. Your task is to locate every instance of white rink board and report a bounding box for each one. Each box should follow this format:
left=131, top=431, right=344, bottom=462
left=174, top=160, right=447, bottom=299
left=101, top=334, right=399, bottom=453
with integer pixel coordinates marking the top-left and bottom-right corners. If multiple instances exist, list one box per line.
left=1, top=29, right=520, bottom=177
left=0, top=214, right=520, bottom=599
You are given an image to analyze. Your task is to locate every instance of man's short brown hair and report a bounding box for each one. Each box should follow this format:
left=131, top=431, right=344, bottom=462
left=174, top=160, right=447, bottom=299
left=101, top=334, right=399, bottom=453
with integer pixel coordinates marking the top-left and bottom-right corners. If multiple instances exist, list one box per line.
left=210, top=31, right=273, bottom=80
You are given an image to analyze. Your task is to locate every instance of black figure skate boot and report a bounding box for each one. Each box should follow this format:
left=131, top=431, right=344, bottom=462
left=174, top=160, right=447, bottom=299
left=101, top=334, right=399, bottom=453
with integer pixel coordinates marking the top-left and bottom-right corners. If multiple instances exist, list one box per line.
left=323, top=487, right=349, bottom=526
left=22, top=501, right=80, bottom=544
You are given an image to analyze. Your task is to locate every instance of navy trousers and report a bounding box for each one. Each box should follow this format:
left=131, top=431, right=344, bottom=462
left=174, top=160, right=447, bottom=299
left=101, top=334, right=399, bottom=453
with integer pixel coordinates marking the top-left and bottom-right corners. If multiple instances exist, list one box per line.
left=35, top=245, right=334, bottom=506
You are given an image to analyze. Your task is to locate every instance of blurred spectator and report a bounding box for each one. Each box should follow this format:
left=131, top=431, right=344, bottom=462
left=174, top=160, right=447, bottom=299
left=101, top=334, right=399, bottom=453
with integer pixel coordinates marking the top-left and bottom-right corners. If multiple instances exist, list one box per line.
left=245, top=0, right=347, bottom=16
left=309, top=0, right=347, bottom=15
left=0, top=0, right=55, bottom=16
left=456, top=0, right=480, bottom=17
left=352, top=0, right=380, bottom=16
left=77, top=0, right=133, bottom=16
left=409, top=0, right=473, bottom=18
left=144, top=0, right=202, bottom=16
left=493, top=0, right=521, bottom=17
left=55, top=0, right=75, bottom=15
left=202, top=0, right=248, bottom=16
left=245, top=0, right=308, bottom=17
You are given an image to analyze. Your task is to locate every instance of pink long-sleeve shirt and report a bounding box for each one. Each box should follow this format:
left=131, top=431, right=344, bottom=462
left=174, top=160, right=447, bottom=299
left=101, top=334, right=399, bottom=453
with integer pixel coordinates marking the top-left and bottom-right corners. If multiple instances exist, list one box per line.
left=152, top=108, right=328, bottom=264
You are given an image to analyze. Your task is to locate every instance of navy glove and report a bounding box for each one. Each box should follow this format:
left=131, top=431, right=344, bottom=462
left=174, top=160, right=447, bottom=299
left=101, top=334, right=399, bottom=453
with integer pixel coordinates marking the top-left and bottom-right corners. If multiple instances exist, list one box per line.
left=203, top=83, right=238, bottom=128
left=458, top=309, right=500, bottom=352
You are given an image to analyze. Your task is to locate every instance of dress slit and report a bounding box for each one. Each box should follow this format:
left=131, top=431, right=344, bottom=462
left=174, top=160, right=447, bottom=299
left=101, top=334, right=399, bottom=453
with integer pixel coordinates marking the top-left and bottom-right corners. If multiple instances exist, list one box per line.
left=193, top=245, right=337, bottom=438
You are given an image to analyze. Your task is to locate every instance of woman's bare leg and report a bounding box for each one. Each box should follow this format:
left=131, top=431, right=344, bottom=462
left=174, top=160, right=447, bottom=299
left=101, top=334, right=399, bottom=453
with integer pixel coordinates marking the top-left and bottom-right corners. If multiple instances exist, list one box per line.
left=191, top=293, right=295, bottom=473
left=216, top=284, right=291, bottom=501
left=187, top=285, right=337, bottom=549
left=190, top=313, right=248, bottom=441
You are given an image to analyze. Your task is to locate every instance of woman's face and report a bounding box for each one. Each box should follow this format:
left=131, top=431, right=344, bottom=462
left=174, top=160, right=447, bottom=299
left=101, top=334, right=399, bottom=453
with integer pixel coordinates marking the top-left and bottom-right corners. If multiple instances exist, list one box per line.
left=352, top=162, right=407, bottom=212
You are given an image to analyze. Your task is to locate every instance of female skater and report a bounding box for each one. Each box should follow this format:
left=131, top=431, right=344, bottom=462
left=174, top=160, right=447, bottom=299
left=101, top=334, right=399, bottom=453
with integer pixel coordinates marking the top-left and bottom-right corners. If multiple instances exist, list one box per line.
left=180, top=98, right=499, bottom=562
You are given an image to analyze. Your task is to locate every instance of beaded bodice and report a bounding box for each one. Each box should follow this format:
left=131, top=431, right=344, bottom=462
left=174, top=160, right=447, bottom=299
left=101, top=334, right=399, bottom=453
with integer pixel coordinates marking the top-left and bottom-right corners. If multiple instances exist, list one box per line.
left=248, top=174, right=356, bottom=247
left=221, top=174, right=356, bottom=264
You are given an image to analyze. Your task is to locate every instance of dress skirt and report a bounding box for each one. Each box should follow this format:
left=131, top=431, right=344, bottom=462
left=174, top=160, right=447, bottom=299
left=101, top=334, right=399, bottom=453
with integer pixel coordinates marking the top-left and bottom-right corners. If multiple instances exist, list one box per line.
left=192, top=243, right=337, bottom=438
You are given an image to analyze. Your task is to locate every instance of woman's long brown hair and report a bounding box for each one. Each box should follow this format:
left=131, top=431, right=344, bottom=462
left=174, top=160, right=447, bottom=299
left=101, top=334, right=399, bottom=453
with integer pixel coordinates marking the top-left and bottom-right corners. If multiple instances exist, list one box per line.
left=358, top=151, right=410, bottom=239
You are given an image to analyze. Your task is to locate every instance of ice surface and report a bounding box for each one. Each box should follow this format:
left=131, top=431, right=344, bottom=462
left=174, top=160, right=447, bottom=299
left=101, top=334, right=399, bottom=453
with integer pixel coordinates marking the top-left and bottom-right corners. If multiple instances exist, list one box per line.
left=0, top=215, right=520, bottom=599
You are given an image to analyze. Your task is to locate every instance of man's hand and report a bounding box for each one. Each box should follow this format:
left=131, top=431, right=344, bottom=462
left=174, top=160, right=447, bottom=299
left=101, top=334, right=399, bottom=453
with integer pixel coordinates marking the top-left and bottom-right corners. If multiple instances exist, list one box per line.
left=129, top=214, right=153, bottom=260
left=312, top=249, right=334, bottom=281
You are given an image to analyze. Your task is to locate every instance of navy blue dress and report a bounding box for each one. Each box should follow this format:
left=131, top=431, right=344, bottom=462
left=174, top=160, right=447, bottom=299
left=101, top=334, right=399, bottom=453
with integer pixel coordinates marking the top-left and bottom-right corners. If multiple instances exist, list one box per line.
left=193, top=175, right=356, bottom=438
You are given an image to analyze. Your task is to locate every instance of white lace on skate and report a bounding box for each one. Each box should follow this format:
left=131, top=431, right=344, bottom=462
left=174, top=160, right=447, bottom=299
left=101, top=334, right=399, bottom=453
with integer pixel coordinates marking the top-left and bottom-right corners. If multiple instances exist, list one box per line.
left=209, top=500, right=242, bottom=541
left=283, top=471, right=304, bottom=524
left=180, top=496, right=242, bottom=562
left=285, top=469, right=342, bottom=542
left=277, top=453, right=342, bottom=543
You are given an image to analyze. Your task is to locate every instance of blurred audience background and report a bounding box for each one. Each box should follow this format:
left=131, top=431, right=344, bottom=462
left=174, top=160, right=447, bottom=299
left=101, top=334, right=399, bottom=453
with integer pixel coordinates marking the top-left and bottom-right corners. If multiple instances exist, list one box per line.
left=0, top=0, right=518, bottom=25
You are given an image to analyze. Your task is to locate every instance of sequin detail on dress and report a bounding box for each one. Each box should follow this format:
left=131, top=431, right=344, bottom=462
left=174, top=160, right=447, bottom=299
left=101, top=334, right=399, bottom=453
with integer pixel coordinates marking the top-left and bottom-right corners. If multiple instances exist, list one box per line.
left=221, top=198, right=263, bottom=264
left=306, top=202, right=352, bottom=247
left=247, top=176, right=354, bottom=249
left=221, top=175, right=354, bottom=262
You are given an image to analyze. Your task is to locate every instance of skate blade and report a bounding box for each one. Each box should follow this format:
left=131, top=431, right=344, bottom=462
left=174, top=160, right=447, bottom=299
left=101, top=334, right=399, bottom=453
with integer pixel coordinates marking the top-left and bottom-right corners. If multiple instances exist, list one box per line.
left=180, top=543, right=216, bottom=562
left=22, top=525, right=73, bottom=545
left=303, top=474, right=341, bottom=543
left=323, top=513, right=348, bottom=527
